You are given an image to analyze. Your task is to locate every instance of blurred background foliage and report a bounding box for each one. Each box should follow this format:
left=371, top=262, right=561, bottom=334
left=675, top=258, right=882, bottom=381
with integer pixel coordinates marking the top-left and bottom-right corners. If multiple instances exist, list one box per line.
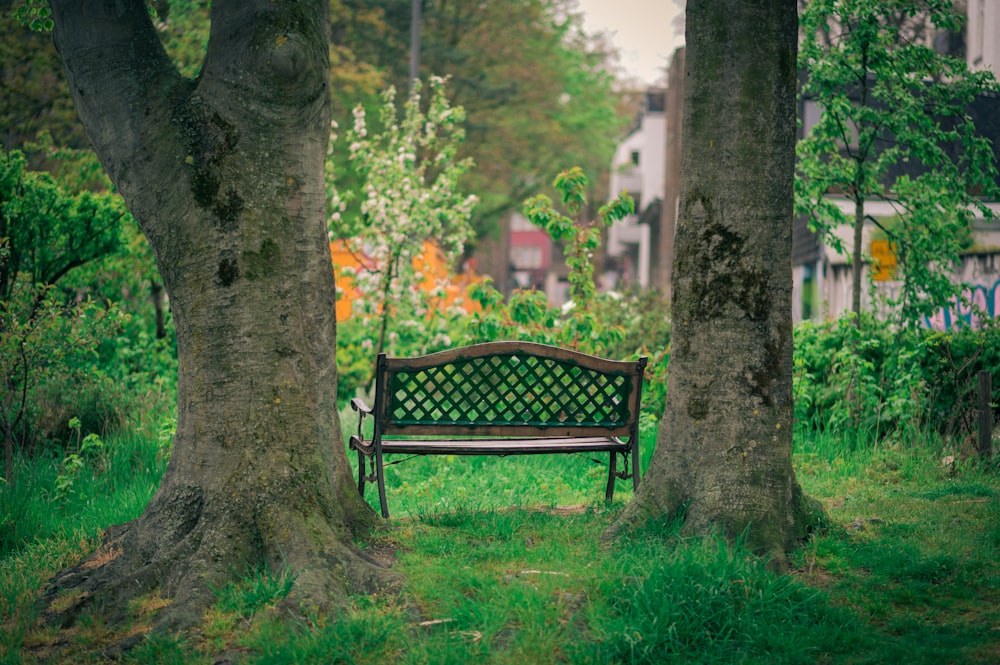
left=0, top=0, right=633, bottom=472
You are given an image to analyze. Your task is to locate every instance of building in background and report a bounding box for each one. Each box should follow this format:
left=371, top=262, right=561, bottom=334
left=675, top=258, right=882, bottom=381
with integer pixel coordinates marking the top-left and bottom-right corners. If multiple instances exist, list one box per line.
left=605, top=88, right=667, bottom=291
left=508, top=211, right=555, bottom=295
left=968, top=0, right=999, bottom=74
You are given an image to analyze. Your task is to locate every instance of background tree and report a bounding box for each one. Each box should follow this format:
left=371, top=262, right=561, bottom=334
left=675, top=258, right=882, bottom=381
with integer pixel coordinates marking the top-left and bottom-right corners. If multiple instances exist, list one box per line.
left=6, top=0, right=629, bottom=258
left=327, top=0, right=631, bottom=240
left=608, top=0, right=822, bottom=565
left=329, top=76, right=477, bottom=375
left=39, top=0, right=391, bottom=636
left=796, top=0, right=999, bottom=326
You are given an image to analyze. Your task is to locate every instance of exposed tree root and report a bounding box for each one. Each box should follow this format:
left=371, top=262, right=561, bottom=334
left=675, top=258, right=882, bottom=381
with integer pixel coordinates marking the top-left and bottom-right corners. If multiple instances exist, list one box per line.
left=37, top=483, right=400, bottom=654
left=603, top=458, right=827, bottom=571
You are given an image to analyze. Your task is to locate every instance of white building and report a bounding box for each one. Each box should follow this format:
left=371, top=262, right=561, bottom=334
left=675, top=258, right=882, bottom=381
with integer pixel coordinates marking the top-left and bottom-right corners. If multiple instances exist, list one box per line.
left=606, top=89, right=666, bottom=290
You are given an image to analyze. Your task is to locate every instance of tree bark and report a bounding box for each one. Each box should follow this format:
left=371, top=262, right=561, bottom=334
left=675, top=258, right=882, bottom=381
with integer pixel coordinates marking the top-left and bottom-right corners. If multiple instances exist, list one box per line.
left=41, top=0, right=394, bottom=635
left=852, top=192, right=866, bottom=321
left=607, top=0, right=823, bottom=565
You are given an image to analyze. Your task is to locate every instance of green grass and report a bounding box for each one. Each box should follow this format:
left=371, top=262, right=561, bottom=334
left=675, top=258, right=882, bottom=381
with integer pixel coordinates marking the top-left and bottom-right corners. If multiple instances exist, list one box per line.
left=3, top=410, right=1000, bottom=664
left=0, top=403, right=173, bottom=664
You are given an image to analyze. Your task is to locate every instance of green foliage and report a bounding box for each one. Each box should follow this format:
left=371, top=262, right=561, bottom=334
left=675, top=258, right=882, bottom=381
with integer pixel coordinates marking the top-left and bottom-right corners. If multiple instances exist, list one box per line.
left=0, top=143, right=123, bottom=301
left=330, top=77, right=476, bottom=260
left=468, top=167, right=634, bottom=352
left=796, top=0, right=1000, bottom=326
left=0, top=284, right=127, bottom=467
left=793, top=314, right=1000, bottom=445
left=0, top=142, right=175, bottom=471
left=591, top=290, right=672, bottom=419
left=53, top=419, right=107, bottom=500
left=523, top=166, right=633, bottom=311
left=335, top=307, right=470, bottom=400
left=13, top=1, right=54, bottom=34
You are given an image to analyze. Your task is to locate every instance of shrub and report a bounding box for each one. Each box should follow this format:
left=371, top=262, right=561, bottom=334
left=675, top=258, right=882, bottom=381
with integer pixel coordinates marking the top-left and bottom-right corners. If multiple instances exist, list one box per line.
left=328, top=77, right=476, bottom=378
left=0, top=284, right=128, bottom=474
left=1, top=141, right=176, bottom=475
left=793, top=314, right=999, bottom=447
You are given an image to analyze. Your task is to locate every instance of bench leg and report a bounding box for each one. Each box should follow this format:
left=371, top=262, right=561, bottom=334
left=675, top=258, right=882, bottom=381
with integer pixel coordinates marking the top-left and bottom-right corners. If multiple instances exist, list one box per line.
left=631, top=440, right=641, bottom=491
left=375, top=445, right=390, bottom=519
left=605, top=451, right=617, bottom=504
left=356, top=449, right=367, bottom=495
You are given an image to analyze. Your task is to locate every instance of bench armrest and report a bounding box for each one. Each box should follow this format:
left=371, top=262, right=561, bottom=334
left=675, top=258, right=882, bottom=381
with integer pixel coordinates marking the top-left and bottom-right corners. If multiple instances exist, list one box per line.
left=349, top=397, right=374, bottom=452
left=349, top=434, right=374, bottom=454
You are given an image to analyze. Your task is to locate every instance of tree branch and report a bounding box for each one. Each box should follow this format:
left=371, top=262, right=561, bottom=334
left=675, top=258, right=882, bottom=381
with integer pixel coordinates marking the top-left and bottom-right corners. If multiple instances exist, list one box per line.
left=49, top=0, right=186, bottom=192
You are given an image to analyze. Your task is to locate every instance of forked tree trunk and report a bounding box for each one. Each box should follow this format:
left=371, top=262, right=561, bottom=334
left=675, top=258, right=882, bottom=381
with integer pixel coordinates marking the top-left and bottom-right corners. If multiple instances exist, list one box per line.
left=42, top=0, right=393, bottom=634
left=608, top=0, right=823, bottom=565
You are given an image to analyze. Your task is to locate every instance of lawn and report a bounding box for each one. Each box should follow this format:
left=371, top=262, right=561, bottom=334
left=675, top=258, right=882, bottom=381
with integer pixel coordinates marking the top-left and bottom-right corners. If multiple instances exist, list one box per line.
left=2, top=410, right=999, bottom=664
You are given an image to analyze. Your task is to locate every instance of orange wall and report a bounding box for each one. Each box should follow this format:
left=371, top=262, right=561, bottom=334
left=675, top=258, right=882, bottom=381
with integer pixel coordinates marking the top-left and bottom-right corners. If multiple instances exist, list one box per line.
left=331, top=240, right=481, bottom=322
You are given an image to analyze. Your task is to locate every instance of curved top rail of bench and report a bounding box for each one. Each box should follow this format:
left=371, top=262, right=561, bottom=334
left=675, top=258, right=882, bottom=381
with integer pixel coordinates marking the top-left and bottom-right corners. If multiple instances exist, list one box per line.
left=382, top=340, right=647, bottom=374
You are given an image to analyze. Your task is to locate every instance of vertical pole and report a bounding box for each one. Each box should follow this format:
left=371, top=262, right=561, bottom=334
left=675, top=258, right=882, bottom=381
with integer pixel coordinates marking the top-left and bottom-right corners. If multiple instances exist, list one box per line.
left=978, top=370, right=994, bottom=460
left=409, top=0, right=421, bottom=93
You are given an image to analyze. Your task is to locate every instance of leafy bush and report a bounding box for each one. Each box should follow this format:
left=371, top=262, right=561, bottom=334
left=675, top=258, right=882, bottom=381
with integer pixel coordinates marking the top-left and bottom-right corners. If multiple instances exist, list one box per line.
left=1, top=142, right=176, bottom=474
left=0, top=283, right=128, bottom=471
left=335, top=307, right=469, bottom=400
left=592, top=290, right=671, bottom=419
left=793, top=314, right=1000, bottom=447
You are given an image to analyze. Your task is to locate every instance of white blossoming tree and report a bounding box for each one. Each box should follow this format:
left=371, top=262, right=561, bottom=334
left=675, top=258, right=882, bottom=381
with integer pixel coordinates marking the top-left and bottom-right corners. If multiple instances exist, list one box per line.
left=328, top=77, right=477, bottom=372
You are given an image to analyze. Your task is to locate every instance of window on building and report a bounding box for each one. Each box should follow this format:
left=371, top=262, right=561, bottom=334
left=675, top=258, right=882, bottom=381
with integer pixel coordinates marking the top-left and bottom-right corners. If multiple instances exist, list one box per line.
left=630, top=150, right=640, bottom=167
left=510, top=245, right=543, bottom=270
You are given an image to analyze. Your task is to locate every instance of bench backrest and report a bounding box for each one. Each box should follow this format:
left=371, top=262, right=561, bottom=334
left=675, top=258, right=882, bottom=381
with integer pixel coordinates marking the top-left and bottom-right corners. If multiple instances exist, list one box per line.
left=374, top=341, right=646, bottom=437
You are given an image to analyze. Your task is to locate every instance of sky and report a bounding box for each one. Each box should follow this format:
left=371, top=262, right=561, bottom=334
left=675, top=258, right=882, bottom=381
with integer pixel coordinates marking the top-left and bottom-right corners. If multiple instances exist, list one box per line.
left=575, top=0, right=685, bottom=86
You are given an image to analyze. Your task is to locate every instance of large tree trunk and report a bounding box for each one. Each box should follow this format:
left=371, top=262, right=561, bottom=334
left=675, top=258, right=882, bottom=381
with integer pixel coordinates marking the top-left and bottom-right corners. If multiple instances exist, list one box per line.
left=42, top=0, right=393, bottom=634
left=608, top=0, right=822, bottom=565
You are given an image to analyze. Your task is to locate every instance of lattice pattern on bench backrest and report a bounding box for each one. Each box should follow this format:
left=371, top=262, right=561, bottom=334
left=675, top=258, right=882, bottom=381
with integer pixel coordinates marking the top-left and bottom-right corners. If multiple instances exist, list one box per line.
left=383, top=351, right=634, bottom=429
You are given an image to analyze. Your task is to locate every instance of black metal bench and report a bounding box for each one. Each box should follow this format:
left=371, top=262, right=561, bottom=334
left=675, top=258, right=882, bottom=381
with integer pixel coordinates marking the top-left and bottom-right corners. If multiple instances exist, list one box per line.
left=348, top=341, right=647, bottom=518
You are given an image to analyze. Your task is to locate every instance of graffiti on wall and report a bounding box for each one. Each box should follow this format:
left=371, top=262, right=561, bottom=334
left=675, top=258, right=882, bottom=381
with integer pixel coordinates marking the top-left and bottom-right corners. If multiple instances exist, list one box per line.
left=924, top=278, right=1000, bottom=330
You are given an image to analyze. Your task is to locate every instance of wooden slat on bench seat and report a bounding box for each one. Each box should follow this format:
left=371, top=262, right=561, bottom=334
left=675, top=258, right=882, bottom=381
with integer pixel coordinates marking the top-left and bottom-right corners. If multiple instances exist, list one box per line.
left=379, top=435, right=629, bottom=456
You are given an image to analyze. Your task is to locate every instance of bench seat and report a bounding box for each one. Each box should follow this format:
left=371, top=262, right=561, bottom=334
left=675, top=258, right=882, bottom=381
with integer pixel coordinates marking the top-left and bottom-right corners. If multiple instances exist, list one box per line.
left=357, top=435, right=630, bottom=456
